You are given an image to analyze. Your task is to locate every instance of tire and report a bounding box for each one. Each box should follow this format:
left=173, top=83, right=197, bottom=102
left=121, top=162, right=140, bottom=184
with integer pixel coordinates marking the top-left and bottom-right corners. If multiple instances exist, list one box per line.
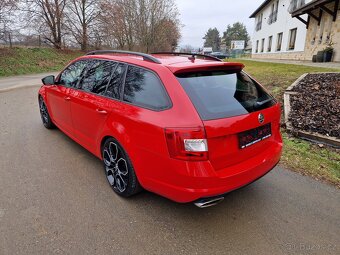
left=102, top=138, right=142, bottom=197
left=39, top=96, right=55, bottom=129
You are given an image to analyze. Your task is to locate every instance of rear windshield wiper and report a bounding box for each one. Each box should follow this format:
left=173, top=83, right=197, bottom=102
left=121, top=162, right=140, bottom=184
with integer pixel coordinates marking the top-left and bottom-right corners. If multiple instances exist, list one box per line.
left=254, top=98, right=273, bottom=109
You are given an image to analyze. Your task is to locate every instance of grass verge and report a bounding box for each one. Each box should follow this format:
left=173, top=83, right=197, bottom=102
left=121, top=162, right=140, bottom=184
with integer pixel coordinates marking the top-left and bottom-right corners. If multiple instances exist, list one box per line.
left=282, top=132, right=339, bottom=187
left=234, top=59, right=340, bottom=100
left=233, top=58, right=340, bottom=186
left=0, top=47, right=83, bottom=77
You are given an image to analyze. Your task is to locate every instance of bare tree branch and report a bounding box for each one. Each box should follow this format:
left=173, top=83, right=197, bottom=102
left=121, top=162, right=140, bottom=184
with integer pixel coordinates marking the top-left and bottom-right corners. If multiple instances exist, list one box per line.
left=99, top=0, right=181, bottom=52
left=23, top=0, right=67, bottom=49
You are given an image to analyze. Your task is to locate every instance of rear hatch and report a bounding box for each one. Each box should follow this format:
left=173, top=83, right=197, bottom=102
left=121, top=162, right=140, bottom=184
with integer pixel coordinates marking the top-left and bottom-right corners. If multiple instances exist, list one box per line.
left=176, top=67, right=281, bottom=170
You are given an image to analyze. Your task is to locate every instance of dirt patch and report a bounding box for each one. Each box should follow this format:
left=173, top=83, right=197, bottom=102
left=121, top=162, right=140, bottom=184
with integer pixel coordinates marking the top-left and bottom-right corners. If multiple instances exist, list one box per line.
left=37, top=60, right=55, bottom=68
left=0, top=48, right=15, bottom=58
left=289, top=73, right=340, bottom=138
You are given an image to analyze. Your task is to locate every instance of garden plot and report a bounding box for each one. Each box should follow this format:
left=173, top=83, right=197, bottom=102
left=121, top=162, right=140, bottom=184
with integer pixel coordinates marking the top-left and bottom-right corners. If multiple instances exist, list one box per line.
left=284, top=72, right=340, bottom=147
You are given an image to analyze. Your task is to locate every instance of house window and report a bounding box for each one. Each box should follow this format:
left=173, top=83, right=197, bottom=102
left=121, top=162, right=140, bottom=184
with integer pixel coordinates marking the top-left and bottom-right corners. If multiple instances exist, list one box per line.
left=288, top=28, right=297, bottom=50
left=256, top=13, right=263, bottom=31
left=276, top=32, right=283, bottom=51
left=268, top=36, right=273, bottom=52
left=288, top=0, right=306, bottom=14
left=261, top=38, right=265, bottom=52
left=256, top=40, right=259, bottom=53
left=268, top=1, right=279, bottom=25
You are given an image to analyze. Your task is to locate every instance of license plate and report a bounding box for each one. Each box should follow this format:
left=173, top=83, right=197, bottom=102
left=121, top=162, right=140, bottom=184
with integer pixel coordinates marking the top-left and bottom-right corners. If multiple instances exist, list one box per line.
left=238, top=123, right=272, bottom=149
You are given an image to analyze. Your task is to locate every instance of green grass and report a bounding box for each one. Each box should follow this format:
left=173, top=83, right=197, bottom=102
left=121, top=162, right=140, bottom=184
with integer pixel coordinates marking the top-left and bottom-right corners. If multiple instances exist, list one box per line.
left=233, top=59, right=340, bottom=100
left=0, top=47, right=83, bottom=77
left=282, top=133, right=340, bottom=187
left=233, top=58, right=340, bottom=186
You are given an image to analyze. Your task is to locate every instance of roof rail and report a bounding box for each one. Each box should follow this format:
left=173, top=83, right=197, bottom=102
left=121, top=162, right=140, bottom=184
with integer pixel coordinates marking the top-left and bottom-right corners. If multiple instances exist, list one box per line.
left=86, top=50, right=161, bottom=64
left=151, top=52, right=222, bottom=62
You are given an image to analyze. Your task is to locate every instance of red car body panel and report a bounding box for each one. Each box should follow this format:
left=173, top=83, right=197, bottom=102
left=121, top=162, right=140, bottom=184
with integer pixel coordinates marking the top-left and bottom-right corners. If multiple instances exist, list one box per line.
left=39, top=54, right=282, bottom=203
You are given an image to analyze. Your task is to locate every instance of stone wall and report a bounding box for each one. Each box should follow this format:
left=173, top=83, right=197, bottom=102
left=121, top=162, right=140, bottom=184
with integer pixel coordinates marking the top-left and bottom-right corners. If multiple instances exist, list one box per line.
left=304, top=2, right=340, bottom=62
left=252, top=51, right=306, bottom=60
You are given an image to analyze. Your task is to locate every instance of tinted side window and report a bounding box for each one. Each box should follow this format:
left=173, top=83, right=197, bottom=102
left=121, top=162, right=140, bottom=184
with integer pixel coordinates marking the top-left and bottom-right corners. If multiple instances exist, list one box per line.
left=59, top=60, right=87, bottom=88
left=123, top=66, right=170, bottom=110
left=105, top=63, right=126, bottom=99
left=79, top=60, right=117, bottom=95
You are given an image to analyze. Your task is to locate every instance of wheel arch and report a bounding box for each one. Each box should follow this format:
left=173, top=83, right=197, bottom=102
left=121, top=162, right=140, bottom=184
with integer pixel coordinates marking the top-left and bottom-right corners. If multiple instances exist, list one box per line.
left=38, top=86, right=46, bottom=100
left=98, top=132, right=132, bottom=161
left=100, top=135, right=112, bottom=156
left=99, top=134, right=144, bottom=187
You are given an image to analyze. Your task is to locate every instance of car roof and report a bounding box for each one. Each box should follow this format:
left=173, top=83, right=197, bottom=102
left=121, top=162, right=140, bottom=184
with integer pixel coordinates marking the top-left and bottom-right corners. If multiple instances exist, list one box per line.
left=74, top=53, right=244, bottom=74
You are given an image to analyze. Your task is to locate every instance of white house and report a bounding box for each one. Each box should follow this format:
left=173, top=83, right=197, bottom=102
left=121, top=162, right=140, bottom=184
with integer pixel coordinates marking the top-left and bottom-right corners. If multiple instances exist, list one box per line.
left=250, top=0, right=312, bottom=59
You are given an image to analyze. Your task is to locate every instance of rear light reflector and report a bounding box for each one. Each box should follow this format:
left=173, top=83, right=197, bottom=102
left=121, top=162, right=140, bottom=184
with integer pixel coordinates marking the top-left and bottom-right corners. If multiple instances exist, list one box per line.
left=165, top=127, right=208, bottom=161
left=184, top=139, right=208, bottom=152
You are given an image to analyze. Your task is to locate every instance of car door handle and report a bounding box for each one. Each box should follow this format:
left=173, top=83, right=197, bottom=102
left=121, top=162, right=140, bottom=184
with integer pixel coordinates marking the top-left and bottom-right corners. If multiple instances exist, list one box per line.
left=96, top=109, right=107, bottom=114
left=64, top=96, right=71, bottom=101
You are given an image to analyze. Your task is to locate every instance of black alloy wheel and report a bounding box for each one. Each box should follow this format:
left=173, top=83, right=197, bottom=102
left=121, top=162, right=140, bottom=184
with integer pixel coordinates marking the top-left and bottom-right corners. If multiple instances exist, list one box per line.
left=39, top=97, right=55, bottom=129
left=102, top=138, right=142, bottom=197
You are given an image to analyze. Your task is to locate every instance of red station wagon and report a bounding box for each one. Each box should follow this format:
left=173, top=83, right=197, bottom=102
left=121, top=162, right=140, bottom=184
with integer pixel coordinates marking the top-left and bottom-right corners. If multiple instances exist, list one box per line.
left=38, top=51, right=282, bottom=208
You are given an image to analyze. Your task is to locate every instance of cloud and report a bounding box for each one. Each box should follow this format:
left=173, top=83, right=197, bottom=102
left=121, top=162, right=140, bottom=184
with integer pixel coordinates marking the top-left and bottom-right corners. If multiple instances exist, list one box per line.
left=176, top=0, right=265, bottom=47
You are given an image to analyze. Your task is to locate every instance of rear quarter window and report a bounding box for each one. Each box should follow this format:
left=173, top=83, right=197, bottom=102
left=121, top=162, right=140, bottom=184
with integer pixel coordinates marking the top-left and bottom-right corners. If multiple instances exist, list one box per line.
left=177, top=71, right=275, bottom=120
left=123, top=66, right=171, bottom=110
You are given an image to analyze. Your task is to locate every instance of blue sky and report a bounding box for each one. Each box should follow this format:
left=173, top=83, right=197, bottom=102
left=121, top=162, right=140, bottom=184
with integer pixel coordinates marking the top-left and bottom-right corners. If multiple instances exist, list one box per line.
left=175, top=0, right=265, bottom=47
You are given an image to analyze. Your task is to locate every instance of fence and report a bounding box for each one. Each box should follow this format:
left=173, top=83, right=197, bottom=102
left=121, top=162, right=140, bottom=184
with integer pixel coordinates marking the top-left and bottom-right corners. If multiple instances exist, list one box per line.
left=0, top=32, right=52, bottom=48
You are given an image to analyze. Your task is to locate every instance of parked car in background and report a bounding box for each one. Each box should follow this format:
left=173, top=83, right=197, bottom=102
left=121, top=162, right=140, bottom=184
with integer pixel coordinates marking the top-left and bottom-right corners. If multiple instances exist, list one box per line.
left=210, top=52, right=230, bottom=59
left=38, top=51, right=282, bottom=208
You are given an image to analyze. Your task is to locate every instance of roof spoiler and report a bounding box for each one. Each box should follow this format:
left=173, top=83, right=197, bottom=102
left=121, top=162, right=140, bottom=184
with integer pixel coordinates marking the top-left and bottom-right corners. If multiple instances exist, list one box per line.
left=171, top=62, right=245, bottom=75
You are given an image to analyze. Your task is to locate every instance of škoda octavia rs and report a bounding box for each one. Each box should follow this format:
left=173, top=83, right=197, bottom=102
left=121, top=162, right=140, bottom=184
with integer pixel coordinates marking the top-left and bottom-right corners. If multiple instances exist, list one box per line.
left=38, top=51, right=282, bottom=208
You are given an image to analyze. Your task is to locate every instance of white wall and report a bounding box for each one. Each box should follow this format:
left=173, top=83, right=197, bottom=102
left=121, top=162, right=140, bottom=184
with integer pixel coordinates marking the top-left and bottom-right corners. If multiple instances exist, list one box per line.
left=251, top=0, right=310, bottom=55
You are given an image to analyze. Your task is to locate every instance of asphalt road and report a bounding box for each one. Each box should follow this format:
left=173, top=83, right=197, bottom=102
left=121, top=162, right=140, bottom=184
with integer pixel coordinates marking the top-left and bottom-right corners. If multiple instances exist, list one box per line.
left=0, top=72, right=57, bottom=92
left=0, top=86, right=339, bottom=255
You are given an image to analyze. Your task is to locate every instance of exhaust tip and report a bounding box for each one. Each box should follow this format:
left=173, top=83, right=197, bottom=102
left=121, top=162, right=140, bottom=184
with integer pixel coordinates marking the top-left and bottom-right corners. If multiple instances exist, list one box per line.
left=194, top=196, right=224, bottom=208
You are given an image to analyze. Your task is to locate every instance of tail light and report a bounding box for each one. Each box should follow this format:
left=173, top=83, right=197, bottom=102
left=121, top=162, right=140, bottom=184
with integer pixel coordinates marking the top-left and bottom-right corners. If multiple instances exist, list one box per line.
left=165, top=127, right=208, bottom=161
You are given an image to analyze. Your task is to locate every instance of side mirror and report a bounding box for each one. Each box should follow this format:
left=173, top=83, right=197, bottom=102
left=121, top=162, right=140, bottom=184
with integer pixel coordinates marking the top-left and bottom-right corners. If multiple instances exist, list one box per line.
left=42, top=75, right=55, bottom=85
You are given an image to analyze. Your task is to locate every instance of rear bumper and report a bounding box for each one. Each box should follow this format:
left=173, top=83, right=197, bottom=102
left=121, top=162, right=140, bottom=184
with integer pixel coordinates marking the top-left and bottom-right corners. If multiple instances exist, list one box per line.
left=193, top=161, right=279, bottom=204
left=143, top=141, right=282, bottom=203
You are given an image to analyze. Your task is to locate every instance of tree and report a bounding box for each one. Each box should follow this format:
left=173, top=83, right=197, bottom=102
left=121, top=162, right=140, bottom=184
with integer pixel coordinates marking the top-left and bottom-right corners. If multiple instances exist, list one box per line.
left=135, top=0, right=180, bottom=52
left=180, top=45, right=194, bottom=53
left=65, top=0, right=101, bottom=51
left=151, top=18, right=180, bottom=52
left=203, top=28, right=221, bottom=52
left=222, top=22, right=249, bottom=50
left=23, top=0, right=67, bottom=49
left=99, top=0, right=180, bottom=52
left=0, top=0, right=18, bottom=43
left=99, top=0, right=137, bottom=50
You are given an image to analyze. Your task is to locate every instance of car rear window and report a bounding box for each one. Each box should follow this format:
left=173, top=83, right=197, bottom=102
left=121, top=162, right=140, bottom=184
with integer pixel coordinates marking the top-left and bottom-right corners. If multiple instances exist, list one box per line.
left=123, top=66, right=171, bottom=111
left=176, top=71, right=275, bottom=120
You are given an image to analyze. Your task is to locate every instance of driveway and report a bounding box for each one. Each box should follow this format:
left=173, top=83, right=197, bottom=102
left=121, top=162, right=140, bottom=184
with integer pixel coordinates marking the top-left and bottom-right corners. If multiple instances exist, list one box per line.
left=0, top=86, right=339, bottom=255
